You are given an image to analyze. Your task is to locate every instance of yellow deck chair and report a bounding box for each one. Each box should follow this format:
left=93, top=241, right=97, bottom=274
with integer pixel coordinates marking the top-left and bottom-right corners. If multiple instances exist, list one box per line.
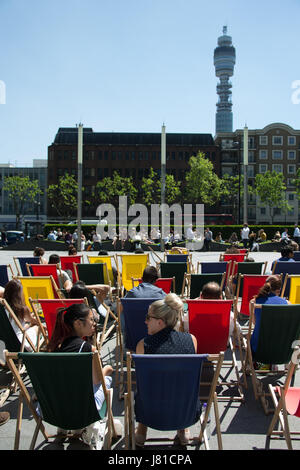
left=87, top=255, right=115, bottom=286
left=116, top=254, right=149, bottom=293
left=17, top=276, right=61, bottom=309
left=284, top=275, right=300, bottom=304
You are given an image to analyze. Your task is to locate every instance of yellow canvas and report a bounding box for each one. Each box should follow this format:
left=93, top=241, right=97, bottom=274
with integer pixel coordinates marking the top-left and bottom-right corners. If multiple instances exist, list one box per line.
left=87, top=256, right=114, bottom=285
left=18, top=277, right=56, bottom=308
left=288, top=276, right=300, bottom=304
left=117, top=254, right=148, bottom=292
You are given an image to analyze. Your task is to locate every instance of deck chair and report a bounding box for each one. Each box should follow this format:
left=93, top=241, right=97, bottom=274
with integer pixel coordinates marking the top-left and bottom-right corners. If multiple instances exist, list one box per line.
left=74, top=263, right=108, bottom=286
left=14, top=256, right=40, bottom=276
left=246, top=302, right=300, bottom=414
left=59, top=255, right=83, bottom=282
left=0, top=264, right=14, bottom=287
left=186, top=299, right=245, bottom=400
left=115, top=298, right=154, bottom=398
left=284, top=275, right=300, bottom=304
left=198, top=261, right=228, bottom=275
left=27, top=264, right=61, bottom=289
left=131, top=277, right=175, bottom=293
left=220, top=254, right=247, bottom=280
left=292, top=251, right=300, bottom=261
left=234, top=274, right=270, bottom=318
left=87, top=255, right=116, bottom=286
left=5, top=351, right=119, bottom=450
left=272, top=261, right=300, bottom=297
left=164, top=253, right=192, bottom=273
left=116, top=254, right=149, bottom=294
left=0, top=298, right=42, bottom=406
left=184, top=273, right=226, bottom=299
left=158, top=262, right=187, bottom=296
left=267, top=344, right=300, bottom=449
left=124, top=352, right=224, bottom=450
left=30, top=298, right=88, bottom=343
left=17, top=276, right=61, bottom=308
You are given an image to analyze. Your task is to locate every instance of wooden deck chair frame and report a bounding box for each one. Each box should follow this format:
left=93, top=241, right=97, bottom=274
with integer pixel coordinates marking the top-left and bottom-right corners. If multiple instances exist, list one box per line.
left=26, top=263, right=62, bottom=289
left=17, top=275, right=62, bottom=308
left=183, top=272, right=226, bottom=299
left=115, top=253, right=149, bottom=294
left=13, top=256, right=41, bottom=276
left=156, top=261, right=187, bottom=297
left=0, top=263, right=14, bottom=287
left=245, top=301, right=300, bottom=415
left=4, top=350, right=119, bottom=450
left=266, top=344, right=300, bottom=449
left=124, top=351, right=224, bottom=450
left=186, top=298, right=246, bottom=400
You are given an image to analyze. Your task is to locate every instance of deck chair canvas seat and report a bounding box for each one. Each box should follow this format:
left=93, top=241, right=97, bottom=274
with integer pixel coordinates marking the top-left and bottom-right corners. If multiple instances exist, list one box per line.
left=267, top=344, right=300, bottom=449
left=14, top=257, right=40, bottom=276
left=272, top=261, right=300, bottom=297
left=220, top=254, right=247, bottom=280
left=74, top=263, right=108, bottom=286
left=234, top=274, right=269, bottom=318
left=116, top=254, right=149, bottom=293
left=186, top=299, right=245, bottom=400
left=87, top=255, right=116, bottom=285
left=17, top=276, right=61, bottom=308
left=165, top=254, right=191, bottom=273
left=284, top=275, right=300, bottom=304
left=131, top=277, right=175, bottom=294
left=230, top=263, right=267, bottom=299
left=159, top=262, right=187, bottom=296
left=0, top=264, right=14, bottom=287
left=59, top=255, right=82, bottom=283
left=5, top=351, right=118, bottom=450
left=124, top=353, right=224, bottom=450
left=27, top=264, right=61, bottom=289
left=246, top=302, right=300, bottom=414
left=198, top=262, right=231, bottom=288
left=185, top=273, right=226, bottom=299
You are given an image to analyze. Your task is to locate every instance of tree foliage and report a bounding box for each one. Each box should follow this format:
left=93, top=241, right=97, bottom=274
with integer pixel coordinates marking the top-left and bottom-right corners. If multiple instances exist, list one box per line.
left=47, top=173, right=79, bottom=218
left=254, top=171, right=291, bottom=223
left=3, top=175, right=41, bottom=229
left=141, top=168, right=181, bottom=206
left=95, top=171, right=138, bottom=207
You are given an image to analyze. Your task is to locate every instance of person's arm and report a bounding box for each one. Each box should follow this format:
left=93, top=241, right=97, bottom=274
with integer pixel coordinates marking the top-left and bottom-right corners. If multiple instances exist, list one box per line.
left=191, top=334, right=197, bottom=353
left=136, top=339, right=145, bottom=354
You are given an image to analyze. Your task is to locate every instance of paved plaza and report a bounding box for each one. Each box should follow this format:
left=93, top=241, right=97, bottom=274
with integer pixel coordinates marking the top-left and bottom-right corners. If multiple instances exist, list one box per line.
left=0, top=248, right=299, bottom=452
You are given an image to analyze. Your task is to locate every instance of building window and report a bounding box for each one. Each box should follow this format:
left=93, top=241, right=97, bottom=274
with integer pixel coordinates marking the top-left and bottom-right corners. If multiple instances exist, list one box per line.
left=259, top=164, right=268, bottom=173
left=151, top=152, right=156, bottom=160
left=288, top=165, right=296, bottom=174
left=272, top=150, right=283, bottom=159
left=260, top=207, right=266, bottom=215
left=248, top=151, right=255, bottom=162
left=272, top=164, right=283, bottom=173
left=272, top=136, right=283, bottom=145
left=288, top=136, right=296, bottom=145
left=259, top=150, right=268, bottom=159
left=248, top=165, right=255, bottom=177
left=98, top=151, right=102, bottom=160
left=118, top=152, right=122, bottom=161
left=104, top=151, right=108, bottom=160
left=131, top=152, right=135, bottom=161
left=288, top=193, right=294, bottom=201
left=288, top=150, right=296, bottom=160
left=125, top=152, right=129, bottom=160
left=112, top=152, right=116, bottom=160
left=259, top=136, right=268, bottom=145
left=287, top=178, right=295, bottom=187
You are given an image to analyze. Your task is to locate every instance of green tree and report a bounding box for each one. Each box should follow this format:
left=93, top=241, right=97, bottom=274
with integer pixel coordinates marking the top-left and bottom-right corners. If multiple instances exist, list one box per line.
left=141, top=168, right=181, bottom=206
left=47, top=173, right=79, bottom=218
left=185, top=152, right=223, bottom=206
left=95, top=171, right=138, bottom=207
left=221, top=174, right=254, bottom=223
left=254, top=171, right=291, bottom=223
left=292, top=168, right=300, bottom=201
left=3, top=175, right=41, bottom=229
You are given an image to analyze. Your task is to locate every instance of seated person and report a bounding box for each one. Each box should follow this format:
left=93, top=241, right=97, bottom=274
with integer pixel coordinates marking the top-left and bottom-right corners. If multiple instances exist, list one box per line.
left=33, top=247, right=47, bottom=264
left=69, top=280, right=112, bottom=322
left=125, top=266, right=166, bottom=299
left=47, top=303, right=113, bottom=414
left=68, top=244, right=78, bottom=256
left=135, top=293, right=197, bottom=447
left=197, top=282, right=242, bottom=339
left=3, top=279, right=39, bottom=351
left=271, top=246, right=295, bottom=272
left=48, top=254, right=73, bottom=291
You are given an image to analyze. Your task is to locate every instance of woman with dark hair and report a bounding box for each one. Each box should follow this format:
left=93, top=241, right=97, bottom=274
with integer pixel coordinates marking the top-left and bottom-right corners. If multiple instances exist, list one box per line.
left=47, top=303, right=113, bottom=412
left=3, top=279, right=39, bottom=350
left=250, top=275, right=289, bottom=355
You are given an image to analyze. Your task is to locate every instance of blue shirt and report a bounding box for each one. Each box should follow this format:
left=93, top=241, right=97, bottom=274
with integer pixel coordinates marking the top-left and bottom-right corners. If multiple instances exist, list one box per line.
left=125, top=282, right=166, bottom=299
left=250, top=293, right=288, bottom=352
left=271, top=257, right=295, bottom=270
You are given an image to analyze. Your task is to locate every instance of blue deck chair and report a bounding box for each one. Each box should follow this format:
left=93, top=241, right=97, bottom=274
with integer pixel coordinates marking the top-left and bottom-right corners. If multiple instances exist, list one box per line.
left=198, top=261, right=228, bottom=275
left=14, top=256, right=40, bottom=276
left=272, top=261, right=300, bottom=297
left=124, top=352, right=224, bottom=450
left=0, top=264, right=14, bottom=287
left=292, top=251, right=300, bottom=261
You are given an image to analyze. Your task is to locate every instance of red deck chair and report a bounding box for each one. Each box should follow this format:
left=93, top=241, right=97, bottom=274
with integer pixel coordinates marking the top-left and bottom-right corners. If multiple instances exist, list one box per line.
left=59, top=255, right=83, bottom=282
left=186, top=299, right=244, bottom=401
left=27, top=264, right=60, bottom=289
left=267, top=344, right=300, bottom=449
left=131, top=277, right=175, bottom=294
left=234, top=274, right=269, bottom=317
left=220, top=254, right=247, bottom=280
left=237, top=249, right=248, bottom=255
left=30, top=298, right=87, bottom=342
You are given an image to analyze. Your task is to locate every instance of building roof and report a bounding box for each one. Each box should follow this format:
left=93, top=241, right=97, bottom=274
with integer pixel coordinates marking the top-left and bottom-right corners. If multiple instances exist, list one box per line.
left=52, top=128, right=215, bottom=146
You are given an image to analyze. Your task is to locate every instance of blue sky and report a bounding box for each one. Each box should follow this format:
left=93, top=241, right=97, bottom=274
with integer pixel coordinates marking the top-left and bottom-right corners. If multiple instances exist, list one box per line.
left=0, top=0, right=299, bottom=166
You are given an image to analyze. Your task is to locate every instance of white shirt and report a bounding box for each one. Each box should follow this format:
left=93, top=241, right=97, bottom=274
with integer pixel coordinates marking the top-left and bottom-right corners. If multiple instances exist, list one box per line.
left=241, top=227, right=250, bottom=239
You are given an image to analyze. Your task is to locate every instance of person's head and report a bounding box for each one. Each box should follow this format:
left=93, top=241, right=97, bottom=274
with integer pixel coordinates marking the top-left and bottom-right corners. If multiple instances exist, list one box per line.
left=98, top=250, right=108, bottom=255
left=245, top=257, right=255, bottom=262
left=48, top=254, right=60, bottom=265
left=4, top=279, right=29, bottom=320
left=134, top=248, right=144, bottom=253
left=33, top=247, right=45, bottom=257
left=201, top=282, right=222, bottom=300
left=256, top=275, right=282, bottom=298
left=225, top=245, right=240, bottom=254
left=142, top=266, right=159, bottom=284
left=47, top=303, right=95, bottom=352
left=280, top=246, right=294, bottom=258
left=68, top=245, right=77, bottom=255
left=145, top=293, right=183, bottom=335
left=69, top=281, right=89, bottom=299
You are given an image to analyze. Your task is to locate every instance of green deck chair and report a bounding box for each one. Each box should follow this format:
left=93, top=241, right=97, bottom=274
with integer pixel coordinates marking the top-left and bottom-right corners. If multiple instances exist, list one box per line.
left=246, top=303, right=300, bottom=414
left=74, top=263, right=108, bottom=286
left=159, top=262, right=187, bottom=296
left=185, top=272, right=226, bottom=299
left=5, top=351, right=118, bottom=450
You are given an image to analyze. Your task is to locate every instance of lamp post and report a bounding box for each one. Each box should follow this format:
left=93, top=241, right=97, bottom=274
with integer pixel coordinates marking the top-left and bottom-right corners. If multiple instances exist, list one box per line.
left=232, top=141, right=241, bottom=224
left=161, top=123, right=166, bottom=252
left=77, top=123, right=83, bottom=252
left=243, top=125, right=248, bottom=225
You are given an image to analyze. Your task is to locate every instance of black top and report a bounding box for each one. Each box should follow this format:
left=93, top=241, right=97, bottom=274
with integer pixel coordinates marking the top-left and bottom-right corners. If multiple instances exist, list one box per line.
left=144, top=327, right=195, bottom=355
left=58, top=336, right=92, bottom=353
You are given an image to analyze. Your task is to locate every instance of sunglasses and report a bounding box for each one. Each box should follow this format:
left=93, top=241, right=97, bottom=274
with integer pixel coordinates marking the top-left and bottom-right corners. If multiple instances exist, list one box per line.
left=145, top=313, right=160, bottom=321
